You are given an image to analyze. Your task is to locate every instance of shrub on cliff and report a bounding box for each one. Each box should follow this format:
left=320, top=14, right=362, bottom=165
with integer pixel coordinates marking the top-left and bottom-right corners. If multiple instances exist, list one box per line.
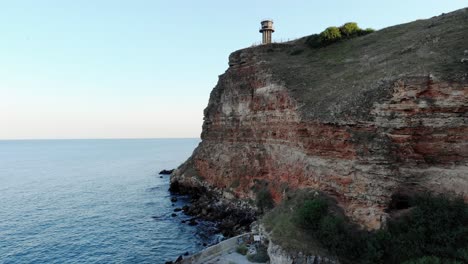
left=319, top=26, right=342, bottom=45
left=305, top=34, right=321, bottom=48
left=401, top=256, right=462, bottom=264
left=317, top=215, right=346, bottom=247
left=247, top=245, right=270, bottom=263
left=236, top=244, right=248, bottom=255
left=307, top=23, right=375, bottom=48
left=384, top=194, right=468, bottom=263
left=339, top=22, right=360, bottom=37
left=255, top=188, right=274, bottom=213
left=263, top=191, right=468, bottom=264
left=361, top=27, right=375, bottom=35
left=296, top=199, right=366, bottom=261
left=296, top=198, right=328, bottom=229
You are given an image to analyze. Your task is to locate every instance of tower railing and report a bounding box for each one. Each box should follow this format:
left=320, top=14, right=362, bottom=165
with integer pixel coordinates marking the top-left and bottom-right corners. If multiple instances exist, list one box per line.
left=250, top=37, right=300, bottom=47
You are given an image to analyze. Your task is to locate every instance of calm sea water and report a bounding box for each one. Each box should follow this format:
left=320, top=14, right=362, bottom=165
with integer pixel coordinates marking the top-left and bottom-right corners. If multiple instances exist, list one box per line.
left=0, top=139, right=215, bottom=264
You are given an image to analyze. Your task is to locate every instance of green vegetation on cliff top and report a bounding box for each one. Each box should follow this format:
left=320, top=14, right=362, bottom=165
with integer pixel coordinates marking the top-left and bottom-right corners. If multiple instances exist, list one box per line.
left=229, top=8, right=468, bottom=123
left=307, top=22, right=375, bottom=47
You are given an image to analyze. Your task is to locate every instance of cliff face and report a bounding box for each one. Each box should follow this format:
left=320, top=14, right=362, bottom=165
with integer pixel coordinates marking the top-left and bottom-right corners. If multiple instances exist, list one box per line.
left=172, top=9, right=468, bottom=229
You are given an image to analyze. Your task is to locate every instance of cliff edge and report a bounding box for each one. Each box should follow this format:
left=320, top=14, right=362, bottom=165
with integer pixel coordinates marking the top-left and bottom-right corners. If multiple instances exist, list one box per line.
left=172, top=8, right=468, bottom=229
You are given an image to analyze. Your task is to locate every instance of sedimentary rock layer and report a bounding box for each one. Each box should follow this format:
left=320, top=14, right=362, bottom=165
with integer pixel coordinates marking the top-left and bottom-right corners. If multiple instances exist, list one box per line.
left=172, top=8, right=468, bottom=229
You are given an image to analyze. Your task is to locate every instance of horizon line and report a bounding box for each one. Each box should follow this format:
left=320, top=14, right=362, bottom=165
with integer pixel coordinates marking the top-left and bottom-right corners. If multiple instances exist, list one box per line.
left=0, top=137, right=200, bottom=141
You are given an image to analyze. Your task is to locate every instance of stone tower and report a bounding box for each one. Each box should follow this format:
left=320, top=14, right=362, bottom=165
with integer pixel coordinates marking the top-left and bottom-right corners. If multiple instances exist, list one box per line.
left=259, top=20, right=274, bottom=44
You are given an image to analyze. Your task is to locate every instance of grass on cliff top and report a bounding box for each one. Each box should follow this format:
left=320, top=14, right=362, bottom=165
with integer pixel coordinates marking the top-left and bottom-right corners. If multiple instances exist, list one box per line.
left=242, top=8, right=468, bottom=123
left=261, top=189, right=468, bottom=264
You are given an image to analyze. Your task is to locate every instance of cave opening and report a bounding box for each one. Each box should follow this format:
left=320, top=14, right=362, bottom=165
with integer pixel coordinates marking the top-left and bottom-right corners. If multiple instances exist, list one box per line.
left=386, top=193, right=411, bottom=212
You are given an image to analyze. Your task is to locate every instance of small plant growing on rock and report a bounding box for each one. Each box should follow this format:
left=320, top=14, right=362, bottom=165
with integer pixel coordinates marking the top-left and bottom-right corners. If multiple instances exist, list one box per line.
left=236, top=244, right=248, bottom=255
left=247, top=245, right=270, bottom=263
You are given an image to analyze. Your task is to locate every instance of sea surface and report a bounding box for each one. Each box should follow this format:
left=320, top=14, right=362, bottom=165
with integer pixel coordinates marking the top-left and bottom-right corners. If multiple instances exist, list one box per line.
left=0, top=139, right=217, bottom=264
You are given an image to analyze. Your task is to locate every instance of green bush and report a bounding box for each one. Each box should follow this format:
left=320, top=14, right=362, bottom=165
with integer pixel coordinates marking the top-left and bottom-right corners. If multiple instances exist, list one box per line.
left=361, top=230, right=391, bottom=264
left=305, top=34, right=321, bottom=48
left=236, top=244, right=248, bottom=255
left=247, top=245, right=270, bottom=263
left=295, top=198, right=367, bottom=261
left=362, top=28, right=375, bottom=35
left=256, top=188, right=274, bottom=213
left=384, top=194, right=468, bottom=263
left=266, top=192, right=468, bottom=264
left=317, top=216, right=345, bottom=249
left=307, top=23, right=375, bottom=48
left=402, top=256, right=442, bottom=264
left=455, top=248, right=468, bottom=262
left=401, top=256, right=462, bottom=264
left=296, top=198, right=328, bottom=229
left=340, top=22, right=360, bottom=37
left=368, top=194, right=467, bottom=264
left=319, top=27, right=342, bottom=45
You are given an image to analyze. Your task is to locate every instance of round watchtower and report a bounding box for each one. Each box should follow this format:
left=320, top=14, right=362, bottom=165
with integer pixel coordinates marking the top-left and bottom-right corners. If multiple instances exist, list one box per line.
left=259, top=20, right=274, bottom=44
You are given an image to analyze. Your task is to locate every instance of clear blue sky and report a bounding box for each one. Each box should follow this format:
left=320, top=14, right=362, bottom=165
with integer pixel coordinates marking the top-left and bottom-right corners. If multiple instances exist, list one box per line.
left=1, top=0, right=466, bottom=139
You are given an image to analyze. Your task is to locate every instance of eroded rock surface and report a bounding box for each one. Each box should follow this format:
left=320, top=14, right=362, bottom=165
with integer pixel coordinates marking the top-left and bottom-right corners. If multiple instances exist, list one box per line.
left=268, top=241, right=338, bottom=264
left=169, top=182, right=256, bottom=237
left=172, top=9, right=468, bottom=229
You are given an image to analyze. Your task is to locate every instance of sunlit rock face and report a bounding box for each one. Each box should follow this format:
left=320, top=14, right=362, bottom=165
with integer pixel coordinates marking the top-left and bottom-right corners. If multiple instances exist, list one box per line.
left=173, top=9, right=468, bottom=229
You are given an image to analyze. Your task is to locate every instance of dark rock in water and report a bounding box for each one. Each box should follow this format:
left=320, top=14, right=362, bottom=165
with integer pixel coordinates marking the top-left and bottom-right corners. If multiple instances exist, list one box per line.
left=174, top=208, right=182, bottom=212
left=169, top=183, right=257, bottom=237
left=169, top=181, right=180, bottom=193
left=171, top=204, right=175, bottom=206
left=160, top=176, right=163, bottom=178
left=159, top=169, right=174, bottom=175
left=181, top=220, right=186, bottom=223
left=184, top=252, right=189, bottom=256
left=175, top=255, right=183, bottom=263
left=202, top=243, right=207, bottom=247
left=171, top=213, right=177, bottom=217
left=170, top=197, right=178, bottom=202
left=165, top=262, right=173, bottom=264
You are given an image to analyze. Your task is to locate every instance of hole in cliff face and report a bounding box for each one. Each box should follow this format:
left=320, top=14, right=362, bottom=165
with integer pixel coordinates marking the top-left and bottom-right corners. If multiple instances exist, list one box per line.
left=387, top=193, right=411, bottom=211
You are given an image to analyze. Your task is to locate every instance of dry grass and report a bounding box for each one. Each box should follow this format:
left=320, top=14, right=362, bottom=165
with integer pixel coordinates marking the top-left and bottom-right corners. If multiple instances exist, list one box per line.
left=231, top=8, right=468, bottom=123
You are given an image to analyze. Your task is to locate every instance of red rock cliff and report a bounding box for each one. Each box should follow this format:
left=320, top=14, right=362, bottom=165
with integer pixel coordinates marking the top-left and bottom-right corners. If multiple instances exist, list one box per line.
left=172, top=9, right=468, bottom=229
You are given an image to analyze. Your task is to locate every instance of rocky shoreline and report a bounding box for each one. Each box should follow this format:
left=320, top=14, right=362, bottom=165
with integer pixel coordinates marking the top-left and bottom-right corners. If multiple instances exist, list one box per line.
left=169, top=180, right=257, bottom=238
left=165, top=180, right=258, bottom=263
